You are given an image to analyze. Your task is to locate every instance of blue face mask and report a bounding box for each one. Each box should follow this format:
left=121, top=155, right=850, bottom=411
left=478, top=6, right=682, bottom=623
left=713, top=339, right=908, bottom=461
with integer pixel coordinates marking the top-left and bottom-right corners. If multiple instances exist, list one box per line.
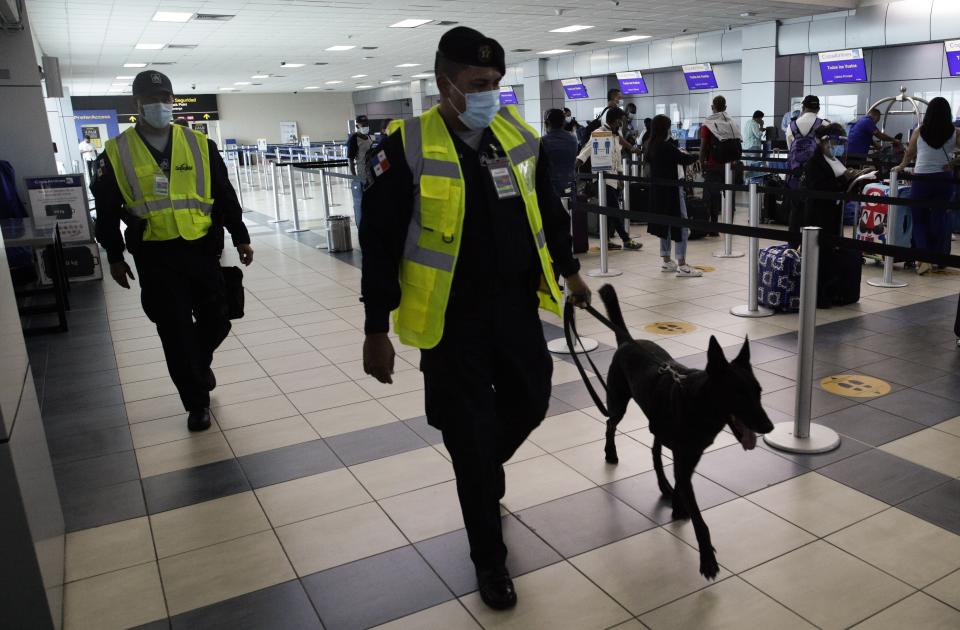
left=142, top=102, right=173, bottom=128
left=450, top=82, right=501, bottom=130
left=831, top=144, right=845, bottom=158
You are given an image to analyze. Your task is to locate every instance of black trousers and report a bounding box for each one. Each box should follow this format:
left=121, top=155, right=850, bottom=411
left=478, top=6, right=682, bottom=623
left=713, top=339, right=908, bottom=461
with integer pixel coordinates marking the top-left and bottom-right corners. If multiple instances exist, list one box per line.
left=134, top=243, right=230, bottom=412
left=421, top=298, right=552, bottom=572
left=604, top=185, right=630, bottom=241
left=703, top=169, right=724, bottom=224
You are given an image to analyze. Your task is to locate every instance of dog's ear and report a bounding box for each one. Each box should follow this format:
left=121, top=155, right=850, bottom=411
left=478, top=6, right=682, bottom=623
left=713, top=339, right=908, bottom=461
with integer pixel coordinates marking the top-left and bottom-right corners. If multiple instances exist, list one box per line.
left=733, top=335, right=751, bottom=365
left=706, top=335, right=727, bottom=370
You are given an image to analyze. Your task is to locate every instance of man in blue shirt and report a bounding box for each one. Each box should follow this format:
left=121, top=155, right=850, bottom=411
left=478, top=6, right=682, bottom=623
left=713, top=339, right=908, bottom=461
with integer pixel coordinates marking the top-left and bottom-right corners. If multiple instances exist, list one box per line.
left=847, top=108, right=900, bottom=156
left=541, top=109, right=578, bottom=197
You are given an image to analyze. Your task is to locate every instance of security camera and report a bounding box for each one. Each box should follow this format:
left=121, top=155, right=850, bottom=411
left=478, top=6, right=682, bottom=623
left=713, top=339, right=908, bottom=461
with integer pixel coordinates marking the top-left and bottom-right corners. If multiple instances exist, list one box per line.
left=191, top=83, right=196, bottom=90
left=610, top=0, right=620, bottom=5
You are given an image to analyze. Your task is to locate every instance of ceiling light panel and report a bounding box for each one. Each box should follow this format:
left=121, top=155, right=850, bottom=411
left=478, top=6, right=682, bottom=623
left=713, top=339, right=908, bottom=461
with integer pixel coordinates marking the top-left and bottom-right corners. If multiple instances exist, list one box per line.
left=325, top=80, right=343, bottom=84
left=537, top=49, right=571, bottom=55
left=325, top=45, right=356, bottom=51
left=396, top=63, right=420, bottom=68
left=351, top=74, right=367, bottom=78
left=152, top=11, right=193, bottom=23
left=549, top=25, right=593, bottom=33
left=608, top=35, right=651, bottom=42
left=123, top=63, right=147, bottom=68
left=135, top=43, right=164, bottom=50
left=390, top=19, right=432, bottom=28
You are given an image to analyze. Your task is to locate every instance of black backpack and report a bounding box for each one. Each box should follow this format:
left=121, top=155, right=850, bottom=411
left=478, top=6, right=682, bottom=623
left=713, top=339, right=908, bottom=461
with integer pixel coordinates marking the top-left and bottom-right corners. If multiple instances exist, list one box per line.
left=706, top=117, right=742, bottom=163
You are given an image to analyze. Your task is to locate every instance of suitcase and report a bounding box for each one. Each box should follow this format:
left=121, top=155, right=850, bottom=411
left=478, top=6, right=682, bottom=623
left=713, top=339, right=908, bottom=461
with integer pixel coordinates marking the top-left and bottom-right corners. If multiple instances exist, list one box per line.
left=758, top=244, right=801, bottom=312
left=761, top=176, right=790, bottom=225
left=855, top=182, right=912, bottom=263
left=826, top=249, right=862, bottom=306
left=843, top=201, right=858, bottom=226
left=685, top=197, right=710, bottom=240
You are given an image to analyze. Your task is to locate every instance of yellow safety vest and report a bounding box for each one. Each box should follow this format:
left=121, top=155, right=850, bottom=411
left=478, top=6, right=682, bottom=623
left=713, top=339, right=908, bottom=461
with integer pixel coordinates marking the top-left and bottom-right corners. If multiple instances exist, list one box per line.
left=104, top=125, right=214, bottom=242
left=392, top=105, right=563, bottom=349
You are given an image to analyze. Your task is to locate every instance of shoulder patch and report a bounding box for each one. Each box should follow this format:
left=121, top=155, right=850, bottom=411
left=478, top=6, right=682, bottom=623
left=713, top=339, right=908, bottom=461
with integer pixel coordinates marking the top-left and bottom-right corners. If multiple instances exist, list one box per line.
left=370, top=150, right=391, bottom=177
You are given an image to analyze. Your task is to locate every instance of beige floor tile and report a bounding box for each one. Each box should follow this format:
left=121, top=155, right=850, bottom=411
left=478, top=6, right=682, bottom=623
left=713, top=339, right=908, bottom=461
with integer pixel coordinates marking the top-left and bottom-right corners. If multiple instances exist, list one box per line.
left=276, top=502, right=407, bottom=576
left=356, top=369, right=425, bottom=399
left=528, top=410, right=605, bottom=452
left=747, top=472, right=888, bottom=537
left=507, top=440, right=548, bottom=464
left=379, top=480, right=468, bottom=542
left=213, top=361, right=268, bottom=385
left=121, top=376, right=179, bottom=402
left=236, top=326, right=300, bottom=347
left=826, top=508, right=960, bottom=588
left=378, top=390, right=426, bottom=420
left=230, top=316, right=288, bottom=334
left=372, top=600, right=480, bottom=629
left=607, top=621, right=647, bottom=630
left=223, top=415, right=318, bottom=457
left=256, top=468, right=372, bottom=527
left=116, top=347, right=166, bottom=370
left=64, top=562, right=166, bottom=630
left=135, top=430, right=234, bottom=478
left=350, top=447, right=455, bottom=500
left=502, top=454, right=595, bottom=512
left=271, top=365, right=351, bottom=393
left=924, top=569, right=960, bottom=609
left=306, top=328, right=365, bottom=351
left=571, top=527, right=730, bottom=615
left=461, top=561, right=631, bottom=630
left=667, top=498, right=816, bottom=573
left=583, top=403, right=649, bottom=433
left=551, top=359, right=595, bottom=385
left=556, top=438, right=663, bottom=484
left=65, top=517, right=155, bottom=583
left=304, top=399, right=397, bottom=437
left=118, top=360, right=168, bottom=385
left=159, top=530, right=295, bottom=616
left=640, top=576, right=815, bottom=630
left=129, top=414, right=222, bottom=449
left=212, top=394, right=300, bottom=430
left=113, top=335, right=163, bottom=355
left=247, top=338, right=315, bottom=361
left=933, top=416, right=960, bottom=438
left=127, top=393, right=184, bottom=424
left=741, top=541, right=914, bottom=630
left=210, top=347, right=257, bottom=369
left=853, top=592, right=960, bottom=629
left=879, top=428, right=960, bottom=478
left=287, top=381, right=371, bottom=414
left=293, top=318, right=355, bottom=337
left=151, top=492, right=271, bottom=558
left=319, top=341, right=364, bottom=364
left=258, top=350, right=332, bottom=376
left=210, top=377, right=283, bottom=407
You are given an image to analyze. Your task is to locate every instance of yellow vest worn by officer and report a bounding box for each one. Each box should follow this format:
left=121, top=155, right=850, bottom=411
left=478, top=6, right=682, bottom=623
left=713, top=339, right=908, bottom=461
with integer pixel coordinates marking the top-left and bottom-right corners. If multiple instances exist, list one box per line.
left=104, top=124, right=214, bottom=242
left=392, top=104, right=563, bottom=349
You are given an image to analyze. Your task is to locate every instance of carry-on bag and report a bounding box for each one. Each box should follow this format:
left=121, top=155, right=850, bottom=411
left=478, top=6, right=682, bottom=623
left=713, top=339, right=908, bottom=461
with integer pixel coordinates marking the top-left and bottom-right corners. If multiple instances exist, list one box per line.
left=855, top=181, right=912, bottom=263
left=684, top=197, right=710, bottom=240
left=758, top=244, right=801, bottom=312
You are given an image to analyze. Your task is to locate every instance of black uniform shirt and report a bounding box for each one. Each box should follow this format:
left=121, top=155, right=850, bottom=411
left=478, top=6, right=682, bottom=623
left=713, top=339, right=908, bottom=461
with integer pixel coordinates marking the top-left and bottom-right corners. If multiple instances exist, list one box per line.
left=359, top=122, right=580, bottom=335
left=92, top=127, right=250, bottom=264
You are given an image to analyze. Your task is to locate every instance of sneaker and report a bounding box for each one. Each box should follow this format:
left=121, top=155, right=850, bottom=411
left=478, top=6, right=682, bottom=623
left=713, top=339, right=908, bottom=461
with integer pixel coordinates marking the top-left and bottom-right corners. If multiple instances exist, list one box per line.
left=676, top=265, right=703, bottom=278
left=661, top=260, right=678, bottom=273
left=917, top=262, right=933, bottom=276
left=622, top=239, right=643, bottom=250
left=607, top=241, right=623, bottom=250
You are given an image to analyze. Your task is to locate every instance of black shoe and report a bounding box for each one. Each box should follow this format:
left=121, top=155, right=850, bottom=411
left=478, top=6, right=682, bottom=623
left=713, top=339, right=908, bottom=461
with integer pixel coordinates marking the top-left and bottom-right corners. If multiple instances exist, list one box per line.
left=188, top=408, right=211, bottom=432
left=205, top=368, right=217, bottom=391
left=477, top=568, right=517, bottom=610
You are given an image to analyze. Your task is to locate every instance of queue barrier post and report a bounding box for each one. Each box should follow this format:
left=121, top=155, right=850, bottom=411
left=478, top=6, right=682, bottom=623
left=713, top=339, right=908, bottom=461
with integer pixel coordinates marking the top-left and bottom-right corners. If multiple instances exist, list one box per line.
left=256, top=150, right=265, bottom=190
left=731, top=182, right=774, bottom=318
left=587, top=171, right=622, bottom=278
left=285, top=164, right=309, bottom=233
left=269, top=162, right=287, bottom=224
left=867, top=168, right=908, bottom=288
left=232, top=155, right=247, bottom=211
left=764, top=226, right=841, bottom=454
left=299, top=164, right=312, bottom=200
left=714, top=162, right=744, bottom=259
left=548, top=195, right=600, bottom=355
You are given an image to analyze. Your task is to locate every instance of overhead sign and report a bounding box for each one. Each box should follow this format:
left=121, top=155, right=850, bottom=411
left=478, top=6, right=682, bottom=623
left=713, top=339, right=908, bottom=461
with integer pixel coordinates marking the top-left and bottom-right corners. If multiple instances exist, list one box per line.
left=682, top=64, right=719, bottom=90
left=818, top=49, right=867, bottom=84
left=561, top=78, right=589, bottom=100
left=71, top=94, right=220, bottom=123
left=946, top=40, right=960, bottom=77
left=616, top=71, right=648, bottom=95
left=499, top=86, right=519, bottom=105
left=589, top=130, right=614, bottom=173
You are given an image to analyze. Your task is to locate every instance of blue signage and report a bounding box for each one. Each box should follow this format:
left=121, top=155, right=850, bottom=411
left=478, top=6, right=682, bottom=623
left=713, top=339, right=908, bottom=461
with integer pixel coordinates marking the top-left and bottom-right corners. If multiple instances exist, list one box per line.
left=499, top=88, right=518, bottom=105
left=946, top=41, right=960, bottom=77
left=561, top=78, right=589, bottom=100
left=616, top=71, right=648, bottom=95
left=818, top=49, right=868, bottom=84
left=682, top=64, right=718, bottom=90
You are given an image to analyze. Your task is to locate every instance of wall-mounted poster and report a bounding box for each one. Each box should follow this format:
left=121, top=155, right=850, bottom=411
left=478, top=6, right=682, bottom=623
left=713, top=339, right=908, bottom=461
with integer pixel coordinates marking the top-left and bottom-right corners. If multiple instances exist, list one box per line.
left=24, top=175, right=93, bottom=243
left=280, top=121, right=299, bottom=144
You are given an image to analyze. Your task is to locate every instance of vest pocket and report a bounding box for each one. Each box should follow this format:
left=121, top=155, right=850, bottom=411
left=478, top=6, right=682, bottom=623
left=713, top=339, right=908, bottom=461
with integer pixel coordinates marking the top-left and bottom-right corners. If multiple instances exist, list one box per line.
left=419, top=175, right=453, bottom=233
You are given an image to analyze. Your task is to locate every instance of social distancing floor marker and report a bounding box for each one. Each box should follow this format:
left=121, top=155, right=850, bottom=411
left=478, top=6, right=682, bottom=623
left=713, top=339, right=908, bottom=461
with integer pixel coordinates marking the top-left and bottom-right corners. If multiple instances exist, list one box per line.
left=930, top=267, right=960, bottom=276
left=820, top=374, right=892, bottom=398
left=644, top=321, right=697, bottom=335
left=692, top=265, right=715, bottom=273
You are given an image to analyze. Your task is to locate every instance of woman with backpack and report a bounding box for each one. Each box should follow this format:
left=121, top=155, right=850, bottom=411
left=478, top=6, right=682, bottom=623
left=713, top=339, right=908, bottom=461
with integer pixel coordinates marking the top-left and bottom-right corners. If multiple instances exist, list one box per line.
left=699, top=95, right=742, bottom=236
left=895, top=97, right=960, bottom=275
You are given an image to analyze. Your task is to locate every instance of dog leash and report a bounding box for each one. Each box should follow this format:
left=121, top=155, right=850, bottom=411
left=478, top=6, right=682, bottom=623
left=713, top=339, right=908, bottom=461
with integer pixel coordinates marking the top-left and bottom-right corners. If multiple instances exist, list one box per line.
left=563, top=300, right=610, bottom=417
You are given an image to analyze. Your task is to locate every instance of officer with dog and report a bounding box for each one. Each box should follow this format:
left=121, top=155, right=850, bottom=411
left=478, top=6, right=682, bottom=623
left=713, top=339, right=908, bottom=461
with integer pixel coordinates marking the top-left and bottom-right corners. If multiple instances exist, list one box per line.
left=360, top=26, right=590, bottom=610
left=93, top=70, right=253, bottom=432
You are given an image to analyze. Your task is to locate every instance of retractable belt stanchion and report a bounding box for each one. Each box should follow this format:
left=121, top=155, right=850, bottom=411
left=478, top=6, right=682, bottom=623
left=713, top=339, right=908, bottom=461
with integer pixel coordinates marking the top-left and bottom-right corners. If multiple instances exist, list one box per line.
left=587, top=171, right=623, bottom=278
left=731, top=182, right=774, bottom=318
left=232, top=155, right=247, bottom=211
left=315, top=169, right=335, bottom=250
left=269, top=162, right=287, bottom=224
left=285, top=164, right=309, bottom=233
left=764, top=226, right=841, bottom=454
left=256, top=151, right=265, bottom=190
left=621, top=158, right=631, bottom=238
left=714, top=162, right=744, bottom=258
left=549, top=195, right=599, bottom=354
left=868, top=168, right=908, bottom=288
left=299, top=163, right=312, bottom=200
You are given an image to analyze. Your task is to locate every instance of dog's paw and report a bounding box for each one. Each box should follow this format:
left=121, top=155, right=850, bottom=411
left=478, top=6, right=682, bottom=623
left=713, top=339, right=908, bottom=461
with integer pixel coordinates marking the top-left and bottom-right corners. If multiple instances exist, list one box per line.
left=658, top=484, right=674, bottom=500
left=699, top=553, right=720, bottom=580
left=604, top=447, right=619, bottom=464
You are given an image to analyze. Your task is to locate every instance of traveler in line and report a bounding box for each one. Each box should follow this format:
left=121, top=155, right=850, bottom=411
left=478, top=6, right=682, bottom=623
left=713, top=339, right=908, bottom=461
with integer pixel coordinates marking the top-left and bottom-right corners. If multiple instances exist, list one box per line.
left=541, top=108, right=578, bottom=198
left=846, top=108, right=900, bottom=158
left=623, top=102, right=639, bottom=144
left=563, top=107, right=582, bottom=137
left=786, top=95, right=829, bottom=246
left=79, top=135, right=98, bottom=182
left=640, top=117, right=654, bottom=146
left=347, top=114, right=375, bottom=227
left=742, top=110, right=764, bottom=178
left=699, top=95, right=741, bottom=235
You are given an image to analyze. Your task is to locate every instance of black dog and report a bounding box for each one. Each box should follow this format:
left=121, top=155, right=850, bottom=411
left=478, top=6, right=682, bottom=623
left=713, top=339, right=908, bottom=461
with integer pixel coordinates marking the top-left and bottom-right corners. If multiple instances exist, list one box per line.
left=596, top=284, right=774, bottom=579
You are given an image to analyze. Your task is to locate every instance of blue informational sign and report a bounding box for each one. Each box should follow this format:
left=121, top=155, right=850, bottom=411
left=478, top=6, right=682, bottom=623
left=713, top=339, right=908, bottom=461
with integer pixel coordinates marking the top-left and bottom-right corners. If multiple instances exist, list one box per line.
left=561, top=78, right=589, bottom=100
left=946, top=41, right=960, bottom=77
left=682, top=64, right=719, bottom=90
left=616, top=71, right=649, bottom=95
left=499, top=87, right=519, bottom=105
left=818, top=49, right=868, bottom=84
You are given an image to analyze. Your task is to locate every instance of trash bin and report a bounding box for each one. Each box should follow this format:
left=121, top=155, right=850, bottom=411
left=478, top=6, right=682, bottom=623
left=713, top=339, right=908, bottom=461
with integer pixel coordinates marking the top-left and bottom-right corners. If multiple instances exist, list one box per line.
left=327, top=215, right=353, bottom=252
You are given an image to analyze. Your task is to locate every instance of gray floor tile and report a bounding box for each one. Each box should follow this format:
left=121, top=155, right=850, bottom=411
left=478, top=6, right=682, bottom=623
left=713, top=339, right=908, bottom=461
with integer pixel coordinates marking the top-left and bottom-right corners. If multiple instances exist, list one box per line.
left=743, top=342, right=797, bottom=364
left=48, top=425, right=133, bottom=464
left=814, top=405, right=926, bottom=446
left=130, top=620, right=171, bottom=630
left=902, top=347, right=960, bottom=372
left=171, top=580, right=322, bottom=630
left=238, top=439, right=343, bottom=489
left=755, top=332, right=797, bottom=352
left=43, top=369, right=122, bottom=401
left=752, top=368, right=795, bottom=393
left=404, top=416, right=444, bottom=445
left=912, top=373, right=960, bottom=403
left=326, top=421, right=427, bottom=466
left=762, top=386, right=859, bottom=419
left=757, top=433, right=873, bottom=470
left=856, top=358, right=949, bottom=389
left=604, top=466, right=738, bottom=525
left=695, top=444, right=808, bottom=496
left=809, top=343, right=890, bottom=370
left=54, top=450, right=140, bottom=493
left=61, top=479, right=146, bottom=532
left=755, top=356, right=843, bottom=381
left=302, top=546, right=451, bottom=630
left=43, top=384, right=125, bottom=415
left=142, top=458, right=250, bottom=514
left=43, top=403, right=129, bottom=439
left=415, top=514, right=562, bottom=596
left=819, top=449, right=953, bottom=505
left=515, top=487, right=656, bottom=557
left=551, top=378, right=605, bottom=410
left=898, top=480, right=960, bottom=536
left=546, top=397, right=576, bottom=417
left=865, top=389, right=960, bottom=426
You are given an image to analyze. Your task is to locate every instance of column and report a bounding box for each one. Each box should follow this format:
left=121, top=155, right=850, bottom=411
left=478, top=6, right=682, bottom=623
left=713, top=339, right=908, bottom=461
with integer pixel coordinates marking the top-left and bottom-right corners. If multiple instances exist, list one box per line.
left=740, top=21, right=804, bottom=130
left=410, top=80, right=429, bottom=116
left=521, top=59, right=563, bottom=135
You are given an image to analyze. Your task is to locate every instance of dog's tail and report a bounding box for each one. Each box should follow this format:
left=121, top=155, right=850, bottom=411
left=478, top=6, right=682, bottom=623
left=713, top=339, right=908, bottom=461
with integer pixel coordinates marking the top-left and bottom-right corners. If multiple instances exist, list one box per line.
left=598, top=284, right=633, bottom=346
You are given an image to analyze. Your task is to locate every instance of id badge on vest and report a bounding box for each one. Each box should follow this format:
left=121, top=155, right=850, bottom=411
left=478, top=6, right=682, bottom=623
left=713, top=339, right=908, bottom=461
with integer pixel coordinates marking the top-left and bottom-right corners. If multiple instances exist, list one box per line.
left=153, top=174, right=169, bottom=197
left=487, top=158, right=520, bottom=200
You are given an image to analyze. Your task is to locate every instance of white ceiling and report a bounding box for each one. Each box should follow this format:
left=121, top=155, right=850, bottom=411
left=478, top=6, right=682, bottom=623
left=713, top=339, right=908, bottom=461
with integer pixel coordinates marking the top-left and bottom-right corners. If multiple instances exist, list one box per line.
left=28, top=0, right=855, bottom=96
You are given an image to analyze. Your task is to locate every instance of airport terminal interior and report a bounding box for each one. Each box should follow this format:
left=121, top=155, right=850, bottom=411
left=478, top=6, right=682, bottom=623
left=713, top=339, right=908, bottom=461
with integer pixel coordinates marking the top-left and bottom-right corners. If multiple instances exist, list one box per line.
left=2, top=0, right=960, bottom=628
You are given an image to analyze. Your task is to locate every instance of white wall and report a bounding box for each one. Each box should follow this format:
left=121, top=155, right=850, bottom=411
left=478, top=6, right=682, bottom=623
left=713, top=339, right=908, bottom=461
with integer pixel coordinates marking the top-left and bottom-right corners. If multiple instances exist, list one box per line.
left=217, top=93, right=355, bottom=144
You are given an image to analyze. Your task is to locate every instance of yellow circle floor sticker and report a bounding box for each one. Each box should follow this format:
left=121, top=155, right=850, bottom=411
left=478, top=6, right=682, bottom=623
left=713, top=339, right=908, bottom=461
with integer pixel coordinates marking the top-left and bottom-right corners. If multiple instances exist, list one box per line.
left=820, top=374, right=892, bottom=398
left=644, top=321, right=696, bottom=335
left=692, top=265, right=715, bottom=273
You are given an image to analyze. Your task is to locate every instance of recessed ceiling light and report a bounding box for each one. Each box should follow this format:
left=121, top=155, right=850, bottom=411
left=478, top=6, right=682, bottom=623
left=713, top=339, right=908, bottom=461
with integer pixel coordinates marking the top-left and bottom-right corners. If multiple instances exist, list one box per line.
left=234, top=81, right=251, bottom=85
left=325, top=45, right=356, bottom=52
left=219, top=87, right=237, bottom=91
left=355, top=85, right=373, bottom=89
left=411, top=73, right=433, bottom=79
left=396, top=63, right=420, bottom=68
left=740, top=12, right=756, bottom=17
left=251, top=74, right=270, bottom=79
left=325, top=80, right=343, bottom=84
left=549, top=25, right=593, bottom=33
left=537, top=49, right=571, bottom=55
left=152, top=11, right=193, bottom=22
left=123, top=63, right=147, bottom=68
left=608, top=35, right=651, bottom=42
left=304, top=86, right=320, bottom=90
left=135, top=43, right=165, bottom=50
left=281, top=62, right=305, bottom=68
left=111, top=82, right=129, bottom=86
left=116, top=75, right=134, bottom=80
left=381, top=80, right=401, bottom=84
left=390, top=19, right=433, bottom=28
left=351, top=74, right=368, bottom=78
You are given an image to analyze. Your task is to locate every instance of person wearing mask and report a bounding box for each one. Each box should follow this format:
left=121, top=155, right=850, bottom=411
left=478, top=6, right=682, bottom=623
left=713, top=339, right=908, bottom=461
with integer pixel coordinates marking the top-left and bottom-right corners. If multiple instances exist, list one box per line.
left=896, top=96, right=960, bottom=275
left=562, top=107, right=582, bottom=137
left=623, top=103, right=639, bottom=143
left=699, top=95, right=741, bottom=235
left=640, top=117, right=654, bottom=146
left=541, top=108, right=578, bottom=198
left=847, top=108, right=900, bottom=158
left=359, top=26, right=590, bottom=610
left=347, top=115, right=375, bottom=226
left=787, top=95, right=829, bottom=148
left=742, top=110, right=765, bottom=179
left=781, top=107, right=801, bottom=138
left=785, top=95, right=829, bottom=245
left=576, top=107, right=643, bottom=250
left=646, top=114, right=702, bottom=277
left=93, top=71, right=253, bottom=432
left=79, top=135, right=98, bottom=181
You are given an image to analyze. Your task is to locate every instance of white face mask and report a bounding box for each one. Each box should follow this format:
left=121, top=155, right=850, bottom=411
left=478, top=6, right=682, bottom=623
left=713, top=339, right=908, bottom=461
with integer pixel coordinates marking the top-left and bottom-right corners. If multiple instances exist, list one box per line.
left=564, top=116, right=572, bottom=124
left=359, top=126, right=370, bottom=135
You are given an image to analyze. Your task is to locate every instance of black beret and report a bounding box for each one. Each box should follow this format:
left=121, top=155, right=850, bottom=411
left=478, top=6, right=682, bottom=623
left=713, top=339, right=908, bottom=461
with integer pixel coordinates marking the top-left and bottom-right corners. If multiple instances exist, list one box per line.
left=436, top=26, right=505, bottom=76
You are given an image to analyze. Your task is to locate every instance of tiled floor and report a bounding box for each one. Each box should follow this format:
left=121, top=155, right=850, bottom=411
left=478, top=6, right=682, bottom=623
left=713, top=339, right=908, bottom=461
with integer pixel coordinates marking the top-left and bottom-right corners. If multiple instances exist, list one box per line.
left=27, top=175, right=960, bottom=629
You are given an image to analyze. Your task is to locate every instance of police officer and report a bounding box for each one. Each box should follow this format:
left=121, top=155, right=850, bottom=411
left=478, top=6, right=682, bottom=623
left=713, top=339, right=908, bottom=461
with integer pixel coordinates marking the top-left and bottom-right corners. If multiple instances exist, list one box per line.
left=93, top=71, right=253, bottom=432
left=360, top=27, right=590, bottom=610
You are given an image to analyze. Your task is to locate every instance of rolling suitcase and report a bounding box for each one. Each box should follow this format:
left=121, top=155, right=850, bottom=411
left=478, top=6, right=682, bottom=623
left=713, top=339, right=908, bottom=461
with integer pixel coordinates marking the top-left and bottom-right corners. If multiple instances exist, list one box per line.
left=684, top=197, right=710, bottom=241
left=758, top=244, right=801, bottom=312
left=855, top=182, right=912, bottom=263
